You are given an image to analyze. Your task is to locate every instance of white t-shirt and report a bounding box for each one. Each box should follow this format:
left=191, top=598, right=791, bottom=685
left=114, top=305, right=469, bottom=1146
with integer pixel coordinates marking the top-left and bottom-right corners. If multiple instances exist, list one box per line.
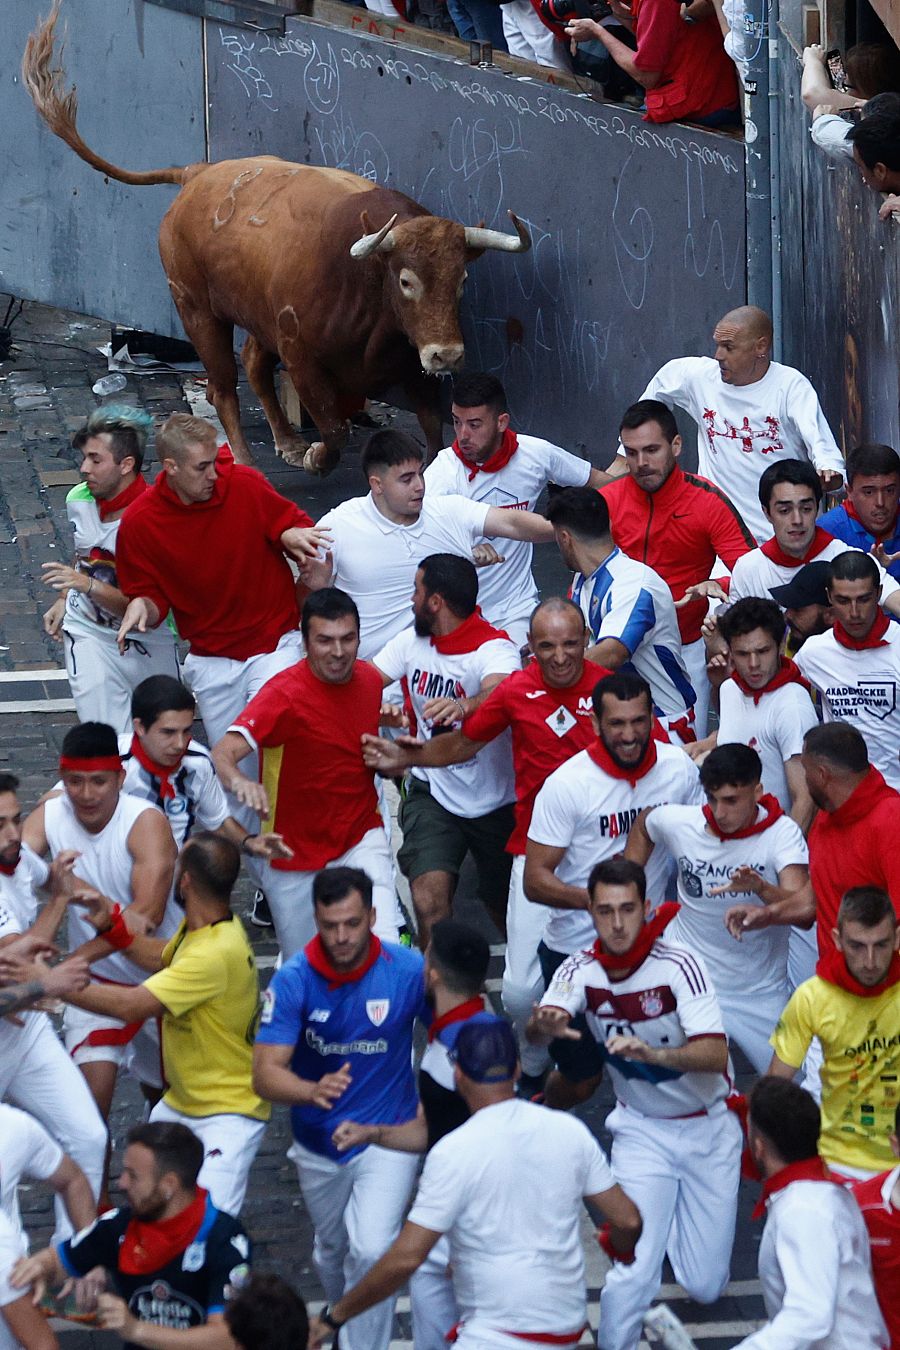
left=623, top=357, right=844, bottom=542
left=794, top=623, right=900, bottom=790
left=736, top=1179, right=888, bottom=1350
left=810, top=113, right=855, bottom=162
left=645, top=804, right=807, bottom=999
left=729, top=537, right=900, bottom=607
left=372, top=628, right=519, bottom=817
left=424, top=436, right=591, bottom=628
left=0, top=1207, right=27, bottom=1346
left=528, top=743, right=704, bottom=954
left=408, top=1097, right=613, bottom=1337
left=717, top=678, right=819, bottom=810
left=0, top=846, right=47, bottom=938
left=571, top=549, right=695, bottom=719
left=119, top=735, right=230, bottom=849
left=0, top=1104, right=63, bottom=1245
left=542, top=937, right=731, bottom=1116
left=317, top=493, right=492, bottom=660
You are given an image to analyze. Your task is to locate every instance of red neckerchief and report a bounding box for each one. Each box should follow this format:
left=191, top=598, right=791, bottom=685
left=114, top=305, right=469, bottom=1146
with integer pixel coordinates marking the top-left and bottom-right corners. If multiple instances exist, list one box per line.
left=832, top=609, right=891, bottom=650
left=730, top=657, right=810, bottom=707
left=760, top=526, right=833, bottom=569
left=129, top=735, right=180, bottom=801
left=431, top=609, right=510, bottom=655
left=591, top=902, right=680, bottom=980
left=703, top=793, right=784, bottom=841
left=451, top=428, right=519, bottom=482
left=844, top=497, right=897, bottom=546
left=751, top=1158, right=837, bottom=1220
left=119, top=1187, right=208, bottom=1275
left=304, top=934, right=382, bottom=989
left=427, top=996, right=486, bottom=1043
left=96, top=475, right=147, bottom=522
left=587, top=735, right=658, bottom=789
left=815, top=945, right=900, bottom=999
left=155, top=448, right=233, bottom=512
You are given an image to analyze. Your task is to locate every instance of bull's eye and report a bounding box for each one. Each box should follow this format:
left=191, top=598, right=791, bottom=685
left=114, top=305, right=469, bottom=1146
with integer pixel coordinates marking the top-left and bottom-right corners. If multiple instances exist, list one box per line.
left=398, top=268, right=422, bottom=302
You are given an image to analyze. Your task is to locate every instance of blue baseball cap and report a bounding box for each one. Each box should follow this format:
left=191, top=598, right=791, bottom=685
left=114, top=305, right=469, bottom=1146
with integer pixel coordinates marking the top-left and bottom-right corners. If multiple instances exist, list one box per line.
left=449, top=1015, right=518, bottom=1084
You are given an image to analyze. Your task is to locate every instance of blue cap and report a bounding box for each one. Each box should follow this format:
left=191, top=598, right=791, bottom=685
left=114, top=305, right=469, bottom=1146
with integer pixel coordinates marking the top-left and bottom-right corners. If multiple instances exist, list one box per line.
left=449, top=1015, right=518, bottom=1083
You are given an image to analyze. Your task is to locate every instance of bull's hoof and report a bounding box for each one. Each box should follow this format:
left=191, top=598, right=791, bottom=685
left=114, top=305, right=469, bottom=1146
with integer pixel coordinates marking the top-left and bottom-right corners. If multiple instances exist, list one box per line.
left=302, top=441, right=340, bottom=477
left=276, top=436, right=311, bottom=467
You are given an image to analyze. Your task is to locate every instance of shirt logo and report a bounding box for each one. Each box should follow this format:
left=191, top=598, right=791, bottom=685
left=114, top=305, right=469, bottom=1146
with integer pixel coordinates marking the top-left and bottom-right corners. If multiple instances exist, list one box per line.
left=546, top=705, right=577, bottom=737
left=309, top=1008, right=331, bottom=1023
left=366, top=998, right=390, bottom=1027
left=639, top=990, right=664, bottom=1017
left=525, top=690, right=548, bottom=699
left=260, top=988, right=275, bottom=1025
left=677, top=856, right=703, bottom=899
left=577, top=697, right=593, bottom=714
left=182, top=1242, right=206, bottom=1273
left=857, top=679, right=897, bottom=721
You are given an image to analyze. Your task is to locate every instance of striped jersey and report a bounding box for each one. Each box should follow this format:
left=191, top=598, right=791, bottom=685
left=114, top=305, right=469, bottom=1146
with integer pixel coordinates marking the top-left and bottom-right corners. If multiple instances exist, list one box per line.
left=118, top=735, right=229, bottom=849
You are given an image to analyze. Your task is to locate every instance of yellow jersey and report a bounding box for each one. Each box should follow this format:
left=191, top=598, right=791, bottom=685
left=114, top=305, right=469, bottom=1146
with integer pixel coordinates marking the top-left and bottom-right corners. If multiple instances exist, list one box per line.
left=771, top=976, right=900, bottom=1173
left=145, top=915, right=270, bottom=1123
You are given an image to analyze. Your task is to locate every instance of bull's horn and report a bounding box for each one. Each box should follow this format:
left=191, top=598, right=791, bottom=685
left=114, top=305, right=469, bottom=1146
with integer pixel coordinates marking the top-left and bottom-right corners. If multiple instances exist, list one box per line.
left=350, top=214, right=398, bottom=259
left=464, top=212, right=531, bottom=253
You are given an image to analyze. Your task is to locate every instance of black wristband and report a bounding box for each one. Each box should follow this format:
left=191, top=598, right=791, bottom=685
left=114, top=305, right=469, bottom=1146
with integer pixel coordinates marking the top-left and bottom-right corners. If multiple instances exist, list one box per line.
left=320, top=1304, right=345, bottom=1331
left=240, top=834, right=259, bottom=856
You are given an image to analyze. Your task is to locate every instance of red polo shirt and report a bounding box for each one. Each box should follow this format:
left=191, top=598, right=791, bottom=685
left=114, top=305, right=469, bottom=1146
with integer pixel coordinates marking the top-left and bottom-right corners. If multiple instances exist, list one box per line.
left=600, top=467, right=754, bottom=643
left=632, top=0, right=739, bottom=124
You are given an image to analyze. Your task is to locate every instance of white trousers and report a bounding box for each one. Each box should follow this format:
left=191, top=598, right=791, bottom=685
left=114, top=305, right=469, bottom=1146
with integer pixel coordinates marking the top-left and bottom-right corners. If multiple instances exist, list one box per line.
left=0, top=1016, right=107, bottom=1242
left=262, top=827, right=402, bottom=959
left=681, top=638, right=711, bottom=740
left=288, top=1139, right=419, bottom=1350
left=150, top=1101, right=266, bottom=1217
left=182, top=630, right=304, bottom=837
left=501, top=856, right=549, bottom=1077
left=64, top=625, right=180, bottom=737
left=718, top=989, right=790, bottom=1074
left=598, top=1102, right=741, bottom=1350
left=410, top=1235, right=459, bottom=1350
left=501, top=0, right=570, bottom=68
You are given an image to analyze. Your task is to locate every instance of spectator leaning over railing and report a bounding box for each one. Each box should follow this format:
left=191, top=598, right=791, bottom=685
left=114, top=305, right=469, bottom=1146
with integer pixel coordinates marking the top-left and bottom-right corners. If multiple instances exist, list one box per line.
left=848, top=93, right=900, bottom=218
left=802, top=42, right=900, bottom=159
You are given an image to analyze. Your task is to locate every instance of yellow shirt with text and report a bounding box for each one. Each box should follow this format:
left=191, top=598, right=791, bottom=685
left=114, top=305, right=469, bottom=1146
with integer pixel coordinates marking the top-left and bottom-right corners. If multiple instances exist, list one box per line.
left=145, top=916, right=270, bottom=1122
left=771, top=976, right=899, bottom=1172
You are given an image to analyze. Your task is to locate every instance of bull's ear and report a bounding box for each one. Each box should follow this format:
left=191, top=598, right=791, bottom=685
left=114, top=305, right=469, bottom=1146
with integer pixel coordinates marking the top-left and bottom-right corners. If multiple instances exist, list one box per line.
left=360, top=210, right=373, bottom=234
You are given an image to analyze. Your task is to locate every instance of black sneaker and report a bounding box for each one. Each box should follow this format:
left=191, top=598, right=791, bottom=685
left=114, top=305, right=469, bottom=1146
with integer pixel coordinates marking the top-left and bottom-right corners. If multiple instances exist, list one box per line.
left=249, top=891, right=274, bottom=928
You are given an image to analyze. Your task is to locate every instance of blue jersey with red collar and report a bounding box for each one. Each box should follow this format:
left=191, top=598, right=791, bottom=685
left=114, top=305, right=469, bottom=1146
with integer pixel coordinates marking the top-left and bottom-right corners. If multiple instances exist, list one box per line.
left=256, top=941, right=426, bottom=1162
left=818, top=502, right=900, bottom=581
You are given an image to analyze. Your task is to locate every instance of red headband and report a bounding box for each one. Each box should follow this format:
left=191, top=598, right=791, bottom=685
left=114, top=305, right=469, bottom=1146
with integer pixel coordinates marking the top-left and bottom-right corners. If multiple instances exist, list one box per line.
left=59, top=755, right=123, bottom=774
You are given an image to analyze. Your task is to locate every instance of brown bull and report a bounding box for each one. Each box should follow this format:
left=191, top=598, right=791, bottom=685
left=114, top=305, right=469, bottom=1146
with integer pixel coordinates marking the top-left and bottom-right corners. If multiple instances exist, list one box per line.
left=23, top=4, right=530, bottom=474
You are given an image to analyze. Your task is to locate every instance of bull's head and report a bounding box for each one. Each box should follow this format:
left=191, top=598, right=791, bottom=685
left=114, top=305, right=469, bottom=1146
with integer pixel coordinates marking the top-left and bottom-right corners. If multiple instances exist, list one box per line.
left=350, top=210, right=530, bottom=375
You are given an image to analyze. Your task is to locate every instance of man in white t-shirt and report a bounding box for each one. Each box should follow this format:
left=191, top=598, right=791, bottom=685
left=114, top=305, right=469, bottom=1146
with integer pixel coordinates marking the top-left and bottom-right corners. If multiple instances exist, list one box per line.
left=546, top=488, right=697, bottom=742
left=626, top=743, right=808, bottom=1071
left=372, top=554, right=520, bottom=946
left=528, top=857, right=742, bottom=1350
left=304, top=430, right=555, bottom=660
left=0, top=1104, right=95, bottom=1251
left=424, top=373, right=607, bottom=648
left=728, top=460, right=900, bottom=611
left=307, top=1016, right=642, bottom=1350
left=606, top=306, right=844, bottom=542
left=795, top=550, right=900, bottom=790
left=0, top=1205, right=55, bottom=1350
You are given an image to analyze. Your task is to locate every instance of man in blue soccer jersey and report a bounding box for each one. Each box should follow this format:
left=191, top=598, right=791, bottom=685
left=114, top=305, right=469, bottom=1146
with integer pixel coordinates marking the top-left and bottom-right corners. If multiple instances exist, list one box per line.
left=253, top=865, right=427, bottom=1350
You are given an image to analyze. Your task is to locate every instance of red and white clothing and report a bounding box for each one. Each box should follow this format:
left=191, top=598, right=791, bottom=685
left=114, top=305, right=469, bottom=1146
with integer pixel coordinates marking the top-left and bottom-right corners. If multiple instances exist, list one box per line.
left=62, top=482, right=179, bottom=734
left=624, top=357, right=844, bottom=542
left=229, top=659, right=400, bottom=955
left=730, top=528, right=900, bottom=606
left=408, top=1098, right=614, bottom=1347
left=736, top=1166, right=888, bottom=1350
left=119, top=734, right=229, bottom=848
left=850, top=1166, right=900, bottom=1350
left=717, top=663, right=818, bottom=811
left=795, top=615, right=900, bottom=790
left=317, top=492, right=493, bottom=660
left=425, top=434, right=592, bottom=646
left=0, top=863, right=106, bottom=1242
left=528, top=740, right=703, bottom=955
left=45, top=791, right=178, bottom=1087
left=644, top=799, right=807, bottom=1071
left=373, top=617, right=519, bottom=818
left=542, top=925, right=740, bottom=1350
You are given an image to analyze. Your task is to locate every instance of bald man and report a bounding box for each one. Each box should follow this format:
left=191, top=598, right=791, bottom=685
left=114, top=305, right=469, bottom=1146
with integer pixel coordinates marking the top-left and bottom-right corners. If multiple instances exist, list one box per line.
left=608, top=307, right=844, bottom=541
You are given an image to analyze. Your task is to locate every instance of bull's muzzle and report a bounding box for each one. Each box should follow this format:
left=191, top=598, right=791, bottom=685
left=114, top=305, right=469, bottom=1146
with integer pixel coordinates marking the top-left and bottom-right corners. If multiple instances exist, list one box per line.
left=418, top=343, right=465, bottom=373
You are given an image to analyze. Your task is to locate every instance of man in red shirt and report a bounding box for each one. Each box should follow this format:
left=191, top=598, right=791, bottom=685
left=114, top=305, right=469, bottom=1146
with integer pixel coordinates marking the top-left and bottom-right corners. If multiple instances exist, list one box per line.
left=115, top=414, right=326, bottom=822
left=850, top=1103, right=900, bottom=1349
left=212, top=588, right=400, bottom=957
left=362, top=596, right=607, bottom=1087
left=565, top=0, right=738, bottom=125
left=600, top=399, right=754, bottom=734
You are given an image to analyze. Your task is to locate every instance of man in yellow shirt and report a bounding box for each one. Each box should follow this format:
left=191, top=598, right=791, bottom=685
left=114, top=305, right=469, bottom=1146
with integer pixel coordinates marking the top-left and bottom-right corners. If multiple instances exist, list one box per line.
left=767, top=886, right=900, bottom=1178
left=60, top=831, right=269, bottom=1215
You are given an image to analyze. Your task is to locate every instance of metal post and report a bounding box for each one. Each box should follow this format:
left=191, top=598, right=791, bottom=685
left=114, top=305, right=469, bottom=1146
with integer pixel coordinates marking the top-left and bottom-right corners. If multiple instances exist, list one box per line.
left=767, top=0, right=782, bottom=357
left=744, top=0, right=773, bottom=317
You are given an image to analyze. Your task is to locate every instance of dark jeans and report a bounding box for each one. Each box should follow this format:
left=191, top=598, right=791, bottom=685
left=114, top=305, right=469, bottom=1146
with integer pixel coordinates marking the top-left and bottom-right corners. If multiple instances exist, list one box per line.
left=446, top=0, right=509, bottom=48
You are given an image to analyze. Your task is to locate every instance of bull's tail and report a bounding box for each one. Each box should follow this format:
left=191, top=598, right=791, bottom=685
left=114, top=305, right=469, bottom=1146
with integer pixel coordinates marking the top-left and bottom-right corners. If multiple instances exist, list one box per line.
left=22, top=1, right=188, bottom=188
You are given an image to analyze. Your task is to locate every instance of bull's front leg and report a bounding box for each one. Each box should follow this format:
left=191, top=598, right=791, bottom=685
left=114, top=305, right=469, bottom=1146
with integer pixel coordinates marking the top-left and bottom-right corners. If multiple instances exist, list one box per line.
left=404, top=371, right=447, bottom=464
left=280, top=354, right=351, bottom=476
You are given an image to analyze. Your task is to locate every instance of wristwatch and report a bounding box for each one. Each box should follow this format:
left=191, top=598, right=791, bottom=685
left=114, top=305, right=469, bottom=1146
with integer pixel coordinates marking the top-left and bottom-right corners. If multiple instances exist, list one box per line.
left=320, top=1304, right=345, bottom=1331
left=240, top=834, right=259, bottom=856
